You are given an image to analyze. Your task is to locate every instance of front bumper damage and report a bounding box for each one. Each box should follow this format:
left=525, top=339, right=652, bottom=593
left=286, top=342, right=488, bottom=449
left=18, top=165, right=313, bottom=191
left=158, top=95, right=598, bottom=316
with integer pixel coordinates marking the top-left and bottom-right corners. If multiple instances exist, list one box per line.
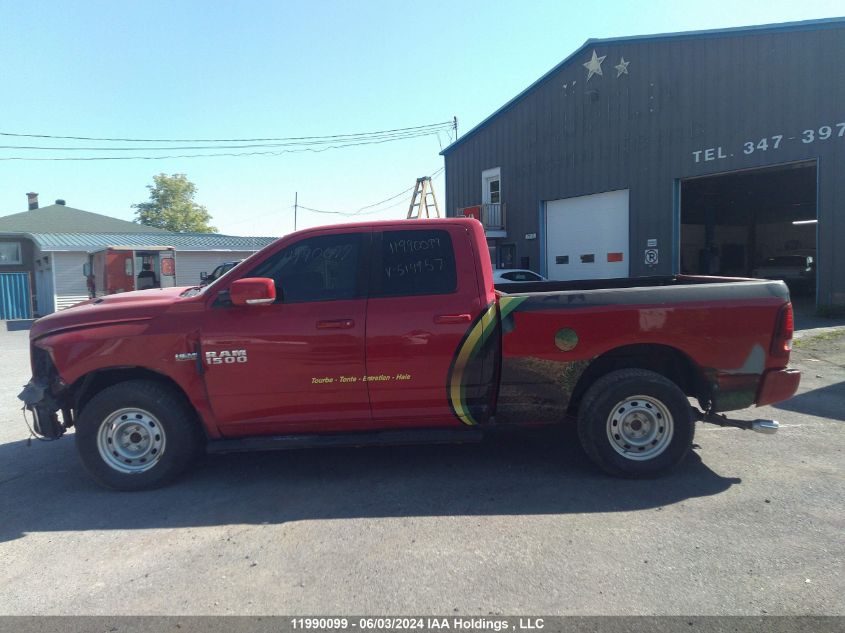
left=18, top=344, right=72, bottom=440
left=18, top=379, right=69, bottom=439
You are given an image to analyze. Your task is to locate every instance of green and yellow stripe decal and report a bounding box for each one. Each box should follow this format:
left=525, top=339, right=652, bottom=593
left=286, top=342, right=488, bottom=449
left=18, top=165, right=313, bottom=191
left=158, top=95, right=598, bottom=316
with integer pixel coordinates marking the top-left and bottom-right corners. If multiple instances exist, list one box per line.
left=448, top=296, right=529, bottom=425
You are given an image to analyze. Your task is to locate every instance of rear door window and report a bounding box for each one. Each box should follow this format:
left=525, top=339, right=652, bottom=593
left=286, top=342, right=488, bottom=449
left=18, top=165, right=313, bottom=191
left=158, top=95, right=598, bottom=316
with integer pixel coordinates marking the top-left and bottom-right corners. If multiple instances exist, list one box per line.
left=372, top=229, right=458, bottom=297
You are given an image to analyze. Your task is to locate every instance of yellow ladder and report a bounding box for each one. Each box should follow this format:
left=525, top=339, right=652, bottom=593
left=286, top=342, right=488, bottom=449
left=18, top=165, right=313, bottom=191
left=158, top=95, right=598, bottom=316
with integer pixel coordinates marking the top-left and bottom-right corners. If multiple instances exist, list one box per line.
left=406, top=176, right=441, bottom=219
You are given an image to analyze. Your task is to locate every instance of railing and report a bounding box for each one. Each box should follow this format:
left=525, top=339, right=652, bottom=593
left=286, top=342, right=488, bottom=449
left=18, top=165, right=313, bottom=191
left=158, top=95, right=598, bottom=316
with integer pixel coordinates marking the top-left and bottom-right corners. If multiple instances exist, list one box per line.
left=458, top=203, right=506, bottom=231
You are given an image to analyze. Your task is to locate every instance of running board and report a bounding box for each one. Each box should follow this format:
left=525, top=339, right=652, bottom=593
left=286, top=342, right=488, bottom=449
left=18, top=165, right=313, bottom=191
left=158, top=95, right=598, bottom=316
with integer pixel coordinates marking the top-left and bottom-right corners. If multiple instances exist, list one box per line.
left=696, top=409, right=779, bottom=434
left=206, top=427, right=485, bottom=454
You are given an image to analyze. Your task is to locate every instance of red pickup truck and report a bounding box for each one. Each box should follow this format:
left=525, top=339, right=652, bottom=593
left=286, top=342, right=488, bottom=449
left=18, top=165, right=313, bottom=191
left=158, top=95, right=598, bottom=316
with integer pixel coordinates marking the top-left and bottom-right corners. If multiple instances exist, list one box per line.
left=20, top=218, right=800, bottom=490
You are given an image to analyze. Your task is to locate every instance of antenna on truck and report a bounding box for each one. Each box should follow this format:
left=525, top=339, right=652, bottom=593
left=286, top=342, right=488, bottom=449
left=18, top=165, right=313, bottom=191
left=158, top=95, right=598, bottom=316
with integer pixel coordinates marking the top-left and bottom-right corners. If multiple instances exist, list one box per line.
left=406, top=176, right=441, bottom=219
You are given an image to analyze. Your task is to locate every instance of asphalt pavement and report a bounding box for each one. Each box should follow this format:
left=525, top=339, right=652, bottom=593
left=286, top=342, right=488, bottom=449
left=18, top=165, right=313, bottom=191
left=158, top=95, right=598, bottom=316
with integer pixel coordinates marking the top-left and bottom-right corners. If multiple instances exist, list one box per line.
left=0, top=322, right=842, bottom=615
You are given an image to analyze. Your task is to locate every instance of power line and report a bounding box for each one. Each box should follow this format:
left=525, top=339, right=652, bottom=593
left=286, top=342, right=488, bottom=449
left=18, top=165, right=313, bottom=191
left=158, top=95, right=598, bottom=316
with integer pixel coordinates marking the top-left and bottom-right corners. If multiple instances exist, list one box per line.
left=0, top=135, right=450, bottom=161
left=223, top=168, right=445, bottom=228
left=0, top=120, right=454, bottom=144
left=0, top=126, right=454, bottom=152
left=298, top=168, right=445, bottom=217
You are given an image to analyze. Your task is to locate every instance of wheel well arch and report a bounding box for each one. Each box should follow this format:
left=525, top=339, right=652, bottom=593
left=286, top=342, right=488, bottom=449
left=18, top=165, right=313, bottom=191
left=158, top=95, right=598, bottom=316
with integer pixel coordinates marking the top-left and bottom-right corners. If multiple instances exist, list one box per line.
left=70, top=367, right=197, bottom=420
left=567, top=344, right=709, bottom=415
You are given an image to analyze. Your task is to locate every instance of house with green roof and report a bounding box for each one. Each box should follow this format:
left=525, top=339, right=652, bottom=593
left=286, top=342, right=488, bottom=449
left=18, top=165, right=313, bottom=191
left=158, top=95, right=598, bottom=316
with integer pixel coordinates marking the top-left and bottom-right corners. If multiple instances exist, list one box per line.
left=0, top=194, right=277, bottom=317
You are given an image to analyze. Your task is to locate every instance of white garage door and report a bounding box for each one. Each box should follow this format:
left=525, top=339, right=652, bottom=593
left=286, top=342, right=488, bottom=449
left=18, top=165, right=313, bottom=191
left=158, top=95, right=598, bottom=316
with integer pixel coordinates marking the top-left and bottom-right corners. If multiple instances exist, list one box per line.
left=545, top=189, right=630, bottom=281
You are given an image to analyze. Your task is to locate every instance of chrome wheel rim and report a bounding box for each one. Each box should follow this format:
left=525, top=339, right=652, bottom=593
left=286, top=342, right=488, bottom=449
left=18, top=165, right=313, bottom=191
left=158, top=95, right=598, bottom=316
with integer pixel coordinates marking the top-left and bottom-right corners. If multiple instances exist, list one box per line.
left=606, top=395, right=674, bottom=461
left=96, top=408, right=165, bottom=474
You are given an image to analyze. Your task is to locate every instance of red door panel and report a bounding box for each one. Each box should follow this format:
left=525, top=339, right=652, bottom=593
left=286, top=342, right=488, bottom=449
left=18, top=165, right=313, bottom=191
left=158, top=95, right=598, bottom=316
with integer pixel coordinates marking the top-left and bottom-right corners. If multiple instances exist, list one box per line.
left=365, top=226, right=485, bottom=427
left=201, top=299, right=369, bottom=435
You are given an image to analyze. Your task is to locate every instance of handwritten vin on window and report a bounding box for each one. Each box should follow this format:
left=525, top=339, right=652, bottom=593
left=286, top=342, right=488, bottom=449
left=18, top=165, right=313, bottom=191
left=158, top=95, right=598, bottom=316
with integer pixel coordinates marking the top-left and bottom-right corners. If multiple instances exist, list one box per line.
left=384, top=258, right=446, bottom=279
left=278, top=243, right=355, bottom=269
left=385, top=237, right=446, bottom=279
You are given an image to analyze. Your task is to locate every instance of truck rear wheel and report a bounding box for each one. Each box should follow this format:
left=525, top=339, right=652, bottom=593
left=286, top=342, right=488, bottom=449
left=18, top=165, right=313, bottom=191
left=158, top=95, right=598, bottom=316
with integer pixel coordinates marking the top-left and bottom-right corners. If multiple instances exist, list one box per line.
left=75, top=380, right=203, bottom=490
left=577, top=369, right=694, bottom=477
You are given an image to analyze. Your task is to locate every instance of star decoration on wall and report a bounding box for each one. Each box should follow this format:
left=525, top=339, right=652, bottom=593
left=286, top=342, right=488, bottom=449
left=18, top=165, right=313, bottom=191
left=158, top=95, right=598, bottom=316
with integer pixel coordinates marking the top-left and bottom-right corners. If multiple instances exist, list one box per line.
left=615, top=57, right=630, bottom=77
left=583, top=50, right=606, bottom=81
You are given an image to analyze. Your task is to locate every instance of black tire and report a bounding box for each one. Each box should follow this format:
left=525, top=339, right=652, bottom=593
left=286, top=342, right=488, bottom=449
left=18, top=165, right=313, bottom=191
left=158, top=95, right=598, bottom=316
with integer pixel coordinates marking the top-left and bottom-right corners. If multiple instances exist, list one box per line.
left=577, top=369, right=695, bottom=478
left=75, top=380, right=203, bottom=491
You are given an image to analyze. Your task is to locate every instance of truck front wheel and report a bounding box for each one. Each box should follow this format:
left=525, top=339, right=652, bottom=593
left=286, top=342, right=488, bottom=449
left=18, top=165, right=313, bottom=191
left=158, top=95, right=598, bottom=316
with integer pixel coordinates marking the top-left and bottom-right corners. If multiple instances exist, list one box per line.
left=75, top=380, right=203, bottom=490
left=577, top=369, right=694, bottom=477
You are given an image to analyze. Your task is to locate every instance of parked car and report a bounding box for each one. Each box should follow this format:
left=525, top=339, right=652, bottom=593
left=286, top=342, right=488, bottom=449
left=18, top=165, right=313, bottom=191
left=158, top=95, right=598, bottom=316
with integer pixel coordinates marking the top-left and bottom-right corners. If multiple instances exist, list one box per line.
left=200, top=260, right=242, bottom=285
left=752, top=254, right=815, bottom=293
left=20, top=218, right=799, bottom=490
left=493, top=268, right=546, bottom=284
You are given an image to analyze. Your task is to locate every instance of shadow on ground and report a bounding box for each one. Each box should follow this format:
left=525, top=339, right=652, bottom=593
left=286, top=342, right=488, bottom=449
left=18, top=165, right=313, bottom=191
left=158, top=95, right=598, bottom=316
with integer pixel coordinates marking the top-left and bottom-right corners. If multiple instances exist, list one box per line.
left=774, top=381, right=845, bottom=421
left=0, top=427, right=740, bottom=543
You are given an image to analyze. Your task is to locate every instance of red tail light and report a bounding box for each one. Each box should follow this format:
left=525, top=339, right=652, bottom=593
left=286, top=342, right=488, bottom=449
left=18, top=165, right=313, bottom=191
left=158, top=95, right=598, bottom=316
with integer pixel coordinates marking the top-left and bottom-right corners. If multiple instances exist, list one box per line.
left=770, top=302, right=794, bottom=358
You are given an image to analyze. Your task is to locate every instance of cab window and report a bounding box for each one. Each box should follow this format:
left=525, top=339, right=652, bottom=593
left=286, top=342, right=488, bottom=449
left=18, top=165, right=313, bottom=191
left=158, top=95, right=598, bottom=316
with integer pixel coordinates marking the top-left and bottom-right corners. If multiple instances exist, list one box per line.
left=372, top=229, right=457, bottom=297
left=248, top=233, right=366, bottom=303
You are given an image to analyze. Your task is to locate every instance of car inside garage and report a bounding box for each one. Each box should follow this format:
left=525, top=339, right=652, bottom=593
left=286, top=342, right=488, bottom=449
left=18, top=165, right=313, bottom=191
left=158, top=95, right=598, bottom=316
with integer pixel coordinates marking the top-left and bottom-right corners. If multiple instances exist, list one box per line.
left=680, top=160, right=817, bottom=297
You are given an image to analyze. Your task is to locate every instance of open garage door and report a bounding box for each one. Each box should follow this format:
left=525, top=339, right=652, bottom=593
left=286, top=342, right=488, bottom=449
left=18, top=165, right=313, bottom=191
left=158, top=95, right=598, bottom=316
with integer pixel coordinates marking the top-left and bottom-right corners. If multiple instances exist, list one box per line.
left=680, top=161, right=817, bottom=299
left=545, top=189, right=630, bottom=280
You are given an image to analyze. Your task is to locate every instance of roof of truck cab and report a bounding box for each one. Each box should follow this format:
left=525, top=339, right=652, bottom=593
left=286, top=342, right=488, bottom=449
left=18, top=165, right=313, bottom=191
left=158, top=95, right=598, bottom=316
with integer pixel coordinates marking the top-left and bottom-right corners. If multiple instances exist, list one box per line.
left=283, top=217, right=480, bottom=234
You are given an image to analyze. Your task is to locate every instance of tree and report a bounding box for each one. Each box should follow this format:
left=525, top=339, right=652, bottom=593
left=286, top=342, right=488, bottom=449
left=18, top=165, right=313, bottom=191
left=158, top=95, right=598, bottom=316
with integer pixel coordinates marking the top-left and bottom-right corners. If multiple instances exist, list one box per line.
left=133, top=173, right=217, bottom=233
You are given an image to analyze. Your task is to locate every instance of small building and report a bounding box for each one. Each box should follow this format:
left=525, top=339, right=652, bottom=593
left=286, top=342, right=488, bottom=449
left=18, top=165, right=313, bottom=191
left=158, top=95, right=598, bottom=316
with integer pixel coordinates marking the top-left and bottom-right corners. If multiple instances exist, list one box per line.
left=0, top=195, right=276, bottom=317
left=441, top=17, right=845, bottom=307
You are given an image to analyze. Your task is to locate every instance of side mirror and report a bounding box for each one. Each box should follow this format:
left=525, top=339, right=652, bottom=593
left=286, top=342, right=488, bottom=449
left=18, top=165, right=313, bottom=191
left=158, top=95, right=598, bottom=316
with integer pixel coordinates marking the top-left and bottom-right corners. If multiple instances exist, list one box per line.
left=82, top=262, right=92, bottom=277
left=230, top=278, right=276, bottom=306
left=200, top=271, right=208, bottom=281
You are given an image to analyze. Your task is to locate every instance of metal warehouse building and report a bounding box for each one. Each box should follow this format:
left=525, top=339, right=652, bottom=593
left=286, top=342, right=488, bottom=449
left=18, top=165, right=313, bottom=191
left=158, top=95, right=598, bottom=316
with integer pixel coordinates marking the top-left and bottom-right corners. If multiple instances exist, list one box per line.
left=442, top=17, right=845, bottom=307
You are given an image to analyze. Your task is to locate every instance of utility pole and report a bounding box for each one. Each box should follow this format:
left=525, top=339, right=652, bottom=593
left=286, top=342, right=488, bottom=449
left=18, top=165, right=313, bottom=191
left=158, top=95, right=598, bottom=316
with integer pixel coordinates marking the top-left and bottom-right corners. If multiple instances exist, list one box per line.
left=453, top=116, right=458, bottom=141
left=294, top=191, right=298, bottom=232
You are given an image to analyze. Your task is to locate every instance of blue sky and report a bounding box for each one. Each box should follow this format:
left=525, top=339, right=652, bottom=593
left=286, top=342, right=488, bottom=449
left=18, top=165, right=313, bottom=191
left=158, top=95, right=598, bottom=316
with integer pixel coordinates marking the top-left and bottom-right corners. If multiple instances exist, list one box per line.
left=0, top=0, right=841, bottom=236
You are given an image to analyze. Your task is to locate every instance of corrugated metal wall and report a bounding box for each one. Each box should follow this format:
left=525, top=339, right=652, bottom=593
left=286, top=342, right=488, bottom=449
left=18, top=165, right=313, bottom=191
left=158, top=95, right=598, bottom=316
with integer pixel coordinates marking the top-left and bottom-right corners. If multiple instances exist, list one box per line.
left=444, top=22, right=845, bottom=303
left=0, top=272, right=32, bottom=319
left=52, top=252, right=90, bottom=310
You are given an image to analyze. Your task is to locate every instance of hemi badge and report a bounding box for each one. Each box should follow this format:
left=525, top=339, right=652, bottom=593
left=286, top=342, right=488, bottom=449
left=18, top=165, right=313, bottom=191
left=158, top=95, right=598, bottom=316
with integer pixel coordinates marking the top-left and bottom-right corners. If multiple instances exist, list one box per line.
left=175, top=352, right=198, bottom=362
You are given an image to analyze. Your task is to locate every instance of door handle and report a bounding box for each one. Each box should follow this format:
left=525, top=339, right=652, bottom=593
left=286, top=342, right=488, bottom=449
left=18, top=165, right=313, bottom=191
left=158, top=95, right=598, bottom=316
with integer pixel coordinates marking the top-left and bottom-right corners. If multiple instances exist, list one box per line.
left=316, top=319, right=355, bottom=329
left=434, top=313, right=472, bottom=324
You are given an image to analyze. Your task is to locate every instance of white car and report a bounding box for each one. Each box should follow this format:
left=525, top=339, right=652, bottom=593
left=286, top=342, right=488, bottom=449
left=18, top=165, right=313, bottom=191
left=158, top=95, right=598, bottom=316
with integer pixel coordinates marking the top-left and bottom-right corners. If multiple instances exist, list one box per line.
left=752, top=254, right=815, bottom=293
left=493, top=269, right=547, bottom=284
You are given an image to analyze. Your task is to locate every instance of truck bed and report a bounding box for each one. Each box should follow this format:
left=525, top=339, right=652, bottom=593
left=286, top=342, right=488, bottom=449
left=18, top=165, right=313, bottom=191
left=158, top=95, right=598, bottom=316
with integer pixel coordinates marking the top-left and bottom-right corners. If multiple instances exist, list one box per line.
left=495, top=274, right=764, bottom=294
